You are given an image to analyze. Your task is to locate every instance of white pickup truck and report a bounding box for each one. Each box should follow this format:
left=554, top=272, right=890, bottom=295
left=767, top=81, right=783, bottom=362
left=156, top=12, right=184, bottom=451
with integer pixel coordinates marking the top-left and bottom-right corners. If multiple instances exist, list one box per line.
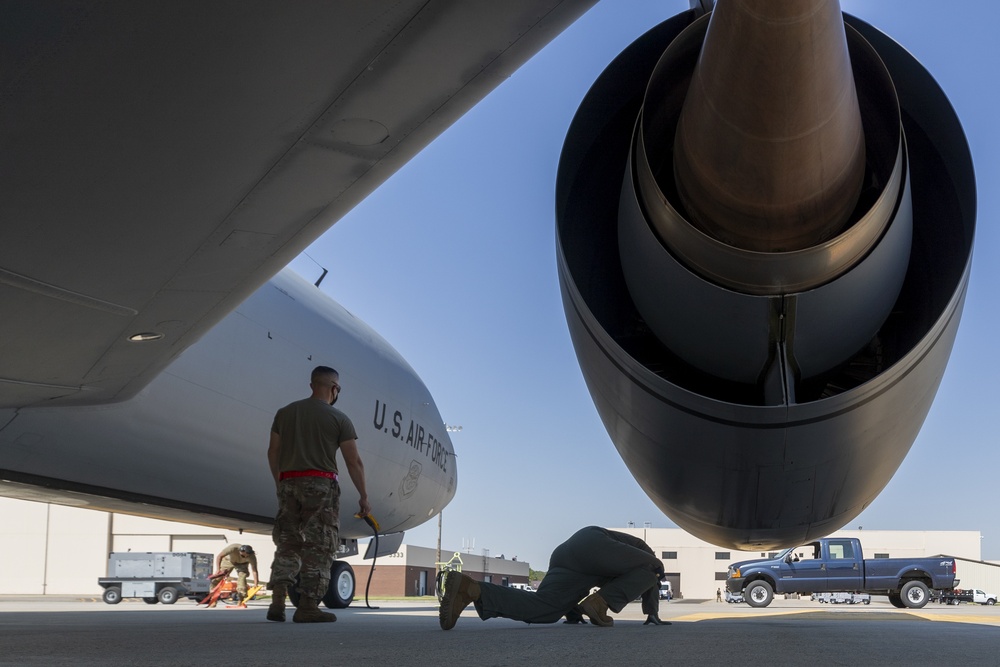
left=938, top=588, right=997, bottom=605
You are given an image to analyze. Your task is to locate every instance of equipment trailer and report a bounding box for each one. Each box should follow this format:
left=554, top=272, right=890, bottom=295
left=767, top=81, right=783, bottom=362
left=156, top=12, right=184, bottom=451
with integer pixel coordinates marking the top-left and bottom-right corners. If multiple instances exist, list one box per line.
left=98, top=552, right=213, bottom=604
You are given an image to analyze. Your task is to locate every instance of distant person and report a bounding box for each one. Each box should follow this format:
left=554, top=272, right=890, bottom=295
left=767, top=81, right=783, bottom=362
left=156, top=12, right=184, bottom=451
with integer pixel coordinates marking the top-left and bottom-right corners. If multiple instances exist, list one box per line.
left=439, top=526, right=670, bottom=629
left=212, top=544, right=260, bottom=601
left=717, top=588, right=722, bottom=602
left=266, top=366, right=371, bottom=623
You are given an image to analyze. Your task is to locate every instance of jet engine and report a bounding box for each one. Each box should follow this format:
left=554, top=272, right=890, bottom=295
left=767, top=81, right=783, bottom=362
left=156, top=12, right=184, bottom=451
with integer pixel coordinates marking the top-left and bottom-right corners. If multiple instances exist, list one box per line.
left=555, top=1, right=975, bottom=548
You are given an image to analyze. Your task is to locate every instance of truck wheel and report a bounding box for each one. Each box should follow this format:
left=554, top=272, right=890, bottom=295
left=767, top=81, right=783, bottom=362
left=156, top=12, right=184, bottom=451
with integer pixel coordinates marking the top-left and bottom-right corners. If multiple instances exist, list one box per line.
left=157, top=586, right=179, bottom=605
left=102, top=587, right=122, bottom=605
left=745, top=581, right=773, bottom=608
left=142, top=597, right=158, bottom=604
left=900, top=581, right=930, bottom=609
left=988, top=599, right=996, bottom=606
left=323, top=561, right=355, bottom=609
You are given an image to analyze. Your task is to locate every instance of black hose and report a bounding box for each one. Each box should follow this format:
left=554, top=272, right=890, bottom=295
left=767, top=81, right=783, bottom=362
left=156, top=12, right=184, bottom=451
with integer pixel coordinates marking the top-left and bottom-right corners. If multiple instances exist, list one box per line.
left=360, top=516, right=379, bottom=609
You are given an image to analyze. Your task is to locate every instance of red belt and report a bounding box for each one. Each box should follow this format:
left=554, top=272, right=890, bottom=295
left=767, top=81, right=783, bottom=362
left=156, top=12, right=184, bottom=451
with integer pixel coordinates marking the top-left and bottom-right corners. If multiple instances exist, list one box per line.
left=279, top=470, right=338, bottom=481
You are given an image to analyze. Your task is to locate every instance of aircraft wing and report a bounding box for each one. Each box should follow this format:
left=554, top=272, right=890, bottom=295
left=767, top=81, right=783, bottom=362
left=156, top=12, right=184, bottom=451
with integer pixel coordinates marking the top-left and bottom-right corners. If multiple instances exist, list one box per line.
left=0, top=0, right=596, bottom=408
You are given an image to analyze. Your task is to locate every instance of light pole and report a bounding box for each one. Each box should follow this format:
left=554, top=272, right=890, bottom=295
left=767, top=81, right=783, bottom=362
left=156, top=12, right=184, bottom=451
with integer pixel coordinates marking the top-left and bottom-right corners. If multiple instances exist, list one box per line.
left=439, top=424, right=463, bottom=570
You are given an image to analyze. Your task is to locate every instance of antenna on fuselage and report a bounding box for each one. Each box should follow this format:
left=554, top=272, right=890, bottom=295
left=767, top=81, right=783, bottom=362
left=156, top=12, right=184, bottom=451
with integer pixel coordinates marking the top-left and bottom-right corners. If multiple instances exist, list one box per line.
left=314, top=268, right=328, bottom=288
left=296, top=251, right=329, bottom=287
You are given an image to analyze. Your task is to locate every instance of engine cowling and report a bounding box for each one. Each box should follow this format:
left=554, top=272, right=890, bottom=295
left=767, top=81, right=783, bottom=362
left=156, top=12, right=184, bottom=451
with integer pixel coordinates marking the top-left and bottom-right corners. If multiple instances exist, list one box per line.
left=555, top=4, right=975, bottom=549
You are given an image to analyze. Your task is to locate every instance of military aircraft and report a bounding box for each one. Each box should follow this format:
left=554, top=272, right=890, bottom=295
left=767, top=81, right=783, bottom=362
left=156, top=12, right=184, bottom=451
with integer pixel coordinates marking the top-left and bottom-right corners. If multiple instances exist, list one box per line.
left=0, top=0, right=978, bottom=600
left=0, top=0, right=598, bottom=606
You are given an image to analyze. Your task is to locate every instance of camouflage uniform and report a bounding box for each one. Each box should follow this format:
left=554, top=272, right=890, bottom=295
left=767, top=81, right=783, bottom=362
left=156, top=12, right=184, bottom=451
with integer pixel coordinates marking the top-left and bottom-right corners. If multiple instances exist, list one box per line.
left=217, top=543, right=258, bottom=597
left=268, top=385, right=357, bottom=609
left=270, top=476, right=341, bottom=598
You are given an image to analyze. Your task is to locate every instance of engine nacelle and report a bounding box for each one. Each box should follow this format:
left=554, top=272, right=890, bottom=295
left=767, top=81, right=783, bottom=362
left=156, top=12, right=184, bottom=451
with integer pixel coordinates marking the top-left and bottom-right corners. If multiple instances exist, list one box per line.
left=555, top=6, right=975, bottom=549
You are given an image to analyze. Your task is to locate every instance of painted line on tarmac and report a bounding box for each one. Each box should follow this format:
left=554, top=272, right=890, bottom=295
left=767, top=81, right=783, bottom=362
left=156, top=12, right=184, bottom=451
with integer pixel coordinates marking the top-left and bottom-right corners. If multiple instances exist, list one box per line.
left=674, top=608, right=1000, bottom=628
left=672, top=609, right=817, bottom=622
left=908, top=612, right=1000, bottom=627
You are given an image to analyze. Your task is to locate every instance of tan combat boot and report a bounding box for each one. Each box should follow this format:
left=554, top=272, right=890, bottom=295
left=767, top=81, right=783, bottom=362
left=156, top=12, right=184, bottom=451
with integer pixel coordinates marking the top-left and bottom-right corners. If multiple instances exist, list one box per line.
left=267, top=584, right=287, bottom=622
left=292, top=596, right=337, bottom=623
left=438, top=571, right=481, bottom=630
left=579, top=592, right=614, bottom=627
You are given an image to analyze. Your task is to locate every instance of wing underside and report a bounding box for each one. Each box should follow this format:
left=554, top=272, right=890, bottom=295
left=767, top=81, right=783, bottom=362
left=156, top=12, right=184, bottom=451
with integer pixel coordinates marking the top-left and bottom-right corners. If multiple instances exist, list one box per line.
left=0, top=0, right=596, bottom=408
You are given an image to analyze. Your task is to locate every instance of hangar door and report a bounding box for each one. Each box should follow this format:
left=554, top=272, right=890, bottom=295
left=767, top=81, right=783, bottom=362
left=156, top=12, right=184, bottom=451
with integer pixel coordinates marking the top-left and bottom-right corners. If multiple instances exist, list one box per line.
left=664, top=573, right=681, bottom=599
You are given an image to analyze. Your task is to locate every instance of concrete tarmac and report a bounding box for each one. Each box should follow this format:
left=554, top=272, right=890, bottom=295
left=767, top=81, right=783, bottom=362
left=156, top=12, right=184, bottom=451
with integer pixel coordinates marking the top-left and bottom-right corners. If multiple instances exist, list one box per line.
left=2, top=595, right=999, bottom=666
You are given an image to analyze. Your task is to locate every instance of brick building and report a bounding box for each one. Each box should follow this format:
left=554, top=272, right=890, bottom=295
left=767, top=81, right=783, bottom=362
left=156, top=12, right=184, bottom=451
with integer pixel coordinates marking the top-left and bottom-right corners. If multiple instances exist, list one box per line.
left=341, top=544, right=531, bottom=597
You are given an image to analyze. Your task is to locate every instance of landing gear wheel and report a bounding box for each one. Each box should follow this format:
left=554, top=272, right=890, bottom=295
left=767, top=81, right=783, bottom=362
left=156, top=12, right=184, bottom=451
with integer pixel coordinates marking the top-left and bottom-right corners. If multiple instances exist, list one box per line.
left=323, top=561, right=355, bottom=609
left=102, top=587, right=122, bottom=605
left=900, top=581, right=930, bottom=609
left=435, top=570, right=449, bottom=602
left=745, top=581, right=774, bottom=608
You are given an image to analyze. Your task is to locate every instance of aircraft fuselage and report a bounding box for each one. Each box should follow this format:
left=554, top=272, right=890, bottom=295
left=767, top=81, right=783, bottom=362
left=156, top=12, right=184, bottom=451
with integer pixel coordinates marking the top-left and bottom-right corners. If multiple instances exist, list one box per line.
left=0, top=269, right=457, bottom=540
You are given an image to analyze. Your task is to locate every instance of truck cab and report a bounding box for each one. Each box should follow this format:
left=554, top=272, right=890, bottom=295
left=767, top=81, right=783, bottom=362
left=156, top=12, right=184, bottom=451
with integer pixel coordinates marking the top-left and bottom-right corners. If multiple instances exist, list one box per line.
left=730, top=538, right=864, bottom=597
left=971, top=590, right=998, bottom=605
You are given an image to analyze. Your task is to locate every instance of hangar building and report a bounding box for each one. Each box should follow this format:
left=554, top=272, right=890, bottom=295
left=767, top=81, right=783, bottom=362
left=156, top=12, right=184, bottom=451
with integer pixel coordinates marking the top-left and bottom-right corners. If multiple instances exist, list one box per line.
left=1, top=497, right=994, bottom=603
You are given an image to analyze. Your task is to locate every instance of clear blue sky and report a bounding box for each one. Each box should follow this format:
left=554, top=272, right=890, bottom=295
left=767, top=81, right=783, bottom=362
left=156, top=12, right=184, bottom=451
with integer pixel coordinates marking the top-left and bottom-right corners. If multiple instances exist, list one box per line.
left=289, top=0, right=1000, bottom=569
